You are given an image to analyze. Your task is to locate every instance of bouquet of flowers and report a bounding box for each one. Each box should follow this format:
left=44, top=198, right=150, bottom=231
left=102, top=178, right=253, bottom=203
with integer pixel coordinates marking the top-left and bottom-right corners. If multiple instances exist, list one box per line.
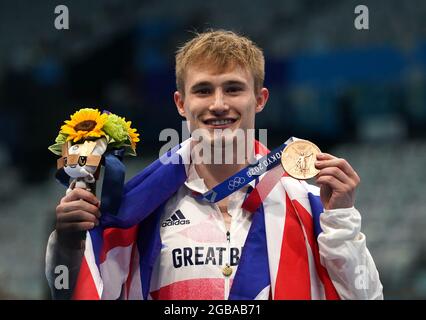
left=48, top=108, right=140, bottom=200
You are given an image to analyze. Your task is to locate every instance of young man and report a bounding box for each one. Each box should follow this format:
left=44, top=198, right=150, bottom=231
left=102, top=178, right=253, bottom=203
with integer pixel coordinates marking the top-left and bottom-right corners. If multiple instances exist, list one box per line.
left=46, top=30, right=383, bottom=300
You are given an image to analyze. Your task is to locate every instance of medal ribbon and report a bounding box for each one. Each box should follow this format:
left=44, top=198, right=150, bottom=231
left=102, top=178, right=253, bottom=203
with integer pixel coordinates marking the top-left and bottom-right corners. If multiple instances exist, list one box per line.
left=196, top=141, right=288, bottom=203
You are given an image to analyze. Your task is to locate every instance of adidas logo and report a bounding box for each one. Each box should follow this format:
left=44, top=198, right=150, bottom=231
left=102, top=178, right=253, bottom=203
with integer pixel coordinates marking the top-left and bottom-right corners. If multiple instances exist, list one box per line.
left=162, top=210, right=191, bottom=227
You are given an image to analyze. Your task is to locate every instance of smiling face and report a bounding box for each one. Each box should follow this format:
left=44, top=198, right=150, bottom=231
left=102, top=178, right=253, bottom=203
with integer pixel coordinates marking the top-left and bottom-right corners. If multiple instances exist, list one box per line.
left=174, top=64, right=269, bottom=146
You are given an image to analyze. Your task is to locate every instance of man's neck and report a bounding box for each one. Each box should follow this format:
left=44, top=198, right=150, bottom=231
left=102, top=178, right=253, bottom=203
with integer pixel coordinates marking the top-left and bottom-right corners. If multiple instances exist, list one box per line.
left=191, top=141, right=254, bottom=190
left=191, top=140, right=255, bottom=227
left=194, top=161, right=246, bottom=190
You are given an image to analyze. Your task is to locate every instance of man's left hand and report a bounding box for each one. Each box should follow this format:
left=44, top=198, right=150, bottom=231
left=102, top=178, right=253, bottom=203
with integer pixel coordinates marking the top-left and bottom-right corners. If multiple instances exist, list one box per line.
left=314, top=153, right=360, bottom=210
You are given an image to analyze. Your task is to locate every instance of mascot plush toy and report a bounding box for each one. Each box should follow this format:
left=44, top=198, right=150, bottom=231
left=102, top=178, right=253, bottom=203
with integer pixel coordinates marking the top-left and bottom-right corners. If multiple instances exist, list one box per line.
left=60, top=138, right=107, bottom=194
left=49, top=108, right=139, bottom=208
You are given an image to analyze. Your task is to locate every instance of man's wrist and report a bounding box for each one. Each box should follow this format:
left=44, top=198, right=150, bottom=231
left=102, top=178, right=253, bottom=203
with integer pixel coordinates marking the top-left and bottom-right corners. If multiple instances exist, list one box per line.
left=323, top=206, right=355, bottom=214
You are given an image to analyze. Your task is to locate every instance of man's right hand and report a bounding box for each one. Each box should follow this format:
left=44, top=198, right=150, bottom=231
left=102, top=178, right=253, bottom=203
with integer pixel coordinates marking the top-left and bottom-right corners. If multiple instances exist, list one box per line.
left=55, top=188, right=101, bottom=249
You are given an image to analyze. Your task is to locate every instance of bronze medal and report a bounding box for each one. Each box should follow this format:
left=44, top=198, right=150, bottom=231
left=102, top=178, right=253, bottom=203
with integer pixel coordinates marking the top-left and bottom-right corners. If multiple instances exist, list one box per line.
left=281, top=140, right=321, bottom=180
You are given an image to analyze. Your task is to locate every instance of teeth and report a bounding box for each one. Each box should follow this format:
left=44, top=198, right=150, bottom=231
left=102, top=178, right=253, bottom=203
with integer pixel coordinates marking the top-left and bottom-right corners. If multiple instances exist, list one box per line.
left=207, top=119, right=234, bottom=125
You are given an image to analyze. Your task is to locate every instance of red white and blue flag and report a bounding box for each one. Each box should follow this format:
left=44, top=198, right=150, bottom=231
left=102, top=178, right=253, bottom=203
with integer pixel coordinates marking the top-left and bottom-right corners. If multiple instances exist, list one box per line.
left=72, top=139, right=340, bottom=300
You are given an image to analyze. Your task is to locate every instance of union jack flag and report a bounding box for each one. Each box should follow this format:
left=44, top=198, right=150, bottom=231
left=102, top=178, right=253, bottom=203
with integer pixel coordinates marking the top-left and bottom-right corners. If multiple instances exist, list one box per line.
left=72, top=139, right=339, bottom=300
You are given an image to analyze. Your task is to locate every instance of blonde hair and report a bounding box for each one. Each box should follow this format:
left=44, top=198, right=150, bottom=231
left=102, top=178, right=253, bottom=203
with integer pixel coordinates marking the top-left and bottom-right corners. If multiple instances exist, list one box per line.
left=175, top=29, right=265, bottom=94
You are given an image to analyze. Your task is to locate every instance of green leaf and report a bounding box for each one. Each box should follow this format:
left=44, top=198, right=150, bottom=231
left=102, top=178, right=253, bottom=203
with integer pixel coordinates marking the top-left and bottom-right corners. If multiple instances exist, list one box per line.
left=48, top=142, right=63, bottom=156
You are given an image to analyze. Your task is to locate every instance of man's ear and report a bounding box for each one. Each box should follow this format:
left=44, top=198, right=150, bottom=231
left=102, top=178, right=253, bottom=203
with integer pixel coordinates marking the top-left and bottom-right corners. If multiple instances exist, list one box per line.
left=174, top=91, right=186, bottom=117
left=255, top=88, right=269, bottom=113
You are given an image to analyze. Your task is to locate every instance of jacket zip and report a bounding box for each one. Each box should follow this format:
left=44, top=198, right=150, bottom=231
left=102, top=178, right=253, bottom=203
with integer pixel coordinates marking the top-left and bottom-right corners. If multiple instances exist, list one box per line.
left=224, top=230, right=231, bottom=299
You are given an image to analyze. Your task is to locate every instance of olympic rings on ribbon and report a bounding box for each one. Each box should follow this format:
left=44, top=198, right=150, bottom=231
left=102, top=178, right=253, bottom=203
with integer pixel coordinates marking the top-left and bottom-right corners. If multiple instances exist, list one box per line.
left=227, top=176, right=246, bottom=191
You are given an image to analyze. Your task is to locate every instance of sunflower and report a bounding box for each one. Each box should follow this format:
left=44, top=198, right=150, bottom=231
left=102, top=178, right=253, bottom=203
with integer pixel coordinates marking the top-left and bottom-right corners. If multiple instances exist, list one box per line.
left=125, top=120, right=140, bottom=150
left=60, top=108, right=108, bottom=143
